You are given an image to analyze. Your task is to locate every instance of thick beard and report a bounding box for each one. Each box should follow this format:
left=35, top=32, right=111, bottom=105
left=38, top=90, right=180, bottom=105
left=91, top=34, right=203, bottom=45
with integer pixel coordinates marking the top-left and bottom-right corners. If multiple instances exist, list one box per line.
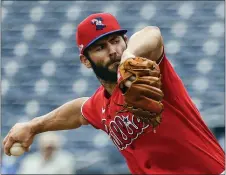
left=84, top=35, right=127, bottom=83
left=88, top=58, right=118, bottom=83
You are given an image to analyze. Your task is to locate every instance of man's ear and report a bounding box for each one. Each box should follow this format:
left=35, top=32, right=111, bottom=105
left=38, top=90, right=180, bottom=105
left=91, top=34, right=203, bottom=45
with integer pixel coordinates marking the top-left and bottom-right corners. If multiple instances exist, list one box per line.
left=123, top=34, right=129, bottom=44
left=80, top=55, right=92, bottom=68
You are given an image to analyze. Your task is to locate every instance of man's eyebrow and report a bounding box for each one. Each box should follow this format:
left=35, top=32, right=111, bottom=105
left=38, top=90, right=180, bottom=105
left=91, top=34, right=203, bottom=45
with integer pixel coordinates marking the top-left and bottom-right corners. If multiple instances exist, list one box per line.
left=89, top=42, right=105, bottom=50
left=92, top=42, right=105, bottom=47
left=110, top=35, right=120, bottom=40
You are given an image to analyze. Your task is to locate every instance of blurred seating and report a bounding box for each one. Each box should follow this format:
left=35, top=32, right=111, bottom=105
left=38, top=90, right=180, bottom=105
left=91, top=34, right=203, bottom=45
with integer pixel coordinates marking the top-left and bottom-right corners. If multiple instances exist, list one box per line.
left=2, top=1, right=224, bottom=174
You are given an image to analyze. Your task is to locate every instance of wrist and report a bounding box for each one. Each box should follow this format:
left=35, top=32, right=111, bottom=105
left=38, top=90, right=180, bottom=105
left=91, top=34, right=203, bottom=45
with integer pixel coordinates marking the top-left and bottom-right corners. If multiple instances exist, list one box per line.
left=29, top=117, right=43, bottom=135
left=120, top=49, right=136, bottom=64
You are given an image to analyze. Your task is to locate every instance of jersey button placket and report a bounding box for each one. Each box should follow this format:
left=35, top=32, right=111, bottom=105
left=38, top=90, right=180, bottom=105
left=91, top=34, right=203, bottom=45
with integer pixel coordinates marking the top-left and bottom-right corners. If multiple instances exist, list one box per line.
left=106, top=103, right=111, bottom=119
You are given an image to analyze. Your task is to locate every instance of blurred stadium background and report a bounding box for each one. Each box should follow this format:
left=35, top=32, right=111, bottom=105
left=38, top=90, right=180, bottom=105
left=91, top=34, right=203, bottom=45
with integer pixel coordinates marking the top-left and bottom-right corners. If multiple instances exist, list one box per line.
left=1, top=0, right=225, bottom=174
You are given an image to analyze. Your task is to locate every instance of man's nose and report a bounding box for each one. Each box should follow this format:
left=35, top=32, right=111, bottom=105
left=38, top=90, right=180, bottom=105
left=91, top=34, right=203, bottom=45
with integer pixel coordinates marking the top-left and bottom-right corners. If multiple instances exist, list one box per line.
left=108, top=44, right=117, bottom=59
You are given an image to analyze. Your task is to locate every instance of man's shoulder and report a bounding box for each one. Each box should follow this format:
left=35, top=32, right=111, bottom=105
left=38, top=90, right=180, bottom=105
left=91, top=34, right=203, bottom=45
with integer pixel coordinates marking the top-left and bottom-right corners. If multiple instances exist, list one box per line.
left=96, top=85, right=105, bottom=93
left=83, top=85, right=105, bottom=108
left=91, top=85, right=105, bottom=98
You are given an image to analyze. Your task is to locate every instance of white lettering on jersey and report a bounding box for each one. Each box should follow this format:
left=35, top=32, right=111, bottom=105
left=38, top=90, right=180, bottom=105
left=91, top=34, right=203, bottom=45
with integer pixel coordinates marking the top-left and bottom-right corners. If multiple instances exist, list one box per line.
left=102, top=114, right=149, bottom=150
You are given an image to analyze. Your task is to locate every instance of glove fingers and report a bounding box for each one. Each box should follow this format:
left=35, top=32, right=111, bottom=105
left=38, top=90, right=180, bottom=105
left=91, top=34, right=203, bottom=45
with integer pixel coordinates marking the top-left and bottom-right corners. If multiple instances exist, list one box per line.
left=144, top=96, right=164, bottom=113
left=134, top=77, right=161, bottom=88
left=118, top=57, right=164, bottom=128
left=140, top=84, right=164, bottom=100
left=128, top=69, right=160, bottom=77
left=125, top=57, right=159, bottom=70
left=130, top=84, right=164, bottom=101
left=125, top=96, right=164, bottom=114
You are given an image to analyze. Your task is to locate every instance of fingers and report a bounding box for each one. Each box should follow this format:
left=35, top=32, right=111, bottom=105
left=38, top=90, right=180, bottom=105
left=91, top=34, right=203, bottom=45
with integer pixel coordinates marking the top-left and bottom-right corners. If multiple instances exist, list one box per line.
left=124, top=80, right=132, bottom=88
left=3, top=134, right=8, bottom=146
left=4, top=136, right=15, bottom=156
left=134, top=76, right=161, bottom=88
left=21, top=142, right=31, bottom=152
left=124, top=76, right=136, bottom=88
left=3, top=134, right=10, bottom=154
left=129, top=76, right=136, bottom=81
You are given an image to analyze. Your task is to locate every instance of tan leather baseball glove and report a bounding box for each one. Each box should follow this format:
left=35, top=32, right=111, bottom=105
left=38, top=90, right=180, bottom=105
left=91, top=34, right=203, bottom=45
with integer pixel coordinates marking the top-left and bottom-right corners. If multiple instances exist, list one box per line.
left=117, top=57, right=164, bottom=130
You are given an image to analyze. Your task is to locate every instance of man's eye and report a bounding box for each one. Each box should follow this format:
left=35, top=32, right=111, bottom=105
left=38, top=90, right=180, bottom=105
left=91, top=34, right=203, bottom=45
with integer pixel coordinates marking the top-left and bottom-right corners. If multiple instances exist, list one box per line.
left=96, top=46, right=104, bottom=51
left=113, top=39, right=120, bottom=44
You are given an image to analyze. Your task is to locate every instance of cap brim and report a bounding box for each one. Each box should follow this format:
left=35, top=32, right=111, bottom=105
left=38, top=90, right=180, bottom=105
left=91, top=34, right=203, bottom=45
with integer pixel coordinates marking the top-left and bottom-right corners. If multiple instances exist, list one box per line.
left=84, top=29, right=127, bottom=51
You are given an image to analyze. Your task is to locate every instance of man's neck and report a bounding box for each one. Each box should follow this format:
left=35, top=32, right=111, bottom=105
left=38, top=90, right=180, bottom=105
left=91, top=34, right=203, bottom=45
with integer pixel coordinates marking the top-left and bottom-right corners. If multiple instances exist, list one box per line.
left=99, top=79, right=117, bottom=96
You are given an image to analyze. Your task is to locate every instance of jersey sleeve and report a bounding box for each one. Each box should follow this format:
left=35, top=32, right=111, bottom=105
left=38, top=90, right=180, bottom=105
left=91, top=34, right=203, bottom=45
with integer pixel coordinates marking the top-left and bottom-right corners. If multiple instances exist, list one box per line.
left=81, top=87, right=104, bottom=130
left=158, top=49, right=189, bottom=102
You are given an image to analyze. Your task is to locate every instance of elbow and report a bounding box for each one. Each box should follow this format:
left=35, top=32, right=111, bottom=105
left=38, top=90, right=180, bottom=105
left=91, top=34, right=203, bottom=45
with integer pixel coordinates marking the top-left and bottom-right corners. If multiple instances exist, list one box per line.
left=146, top=26, right=164, bottom=53
left=143, top=26, right=164, bottom=61
left=139, top=26, right=163, bottom=50
left=143, top=26, right=160, bottom=31
left=143, top=26, right=161, bottom=36
left=147, top=26, right=163, bottom=47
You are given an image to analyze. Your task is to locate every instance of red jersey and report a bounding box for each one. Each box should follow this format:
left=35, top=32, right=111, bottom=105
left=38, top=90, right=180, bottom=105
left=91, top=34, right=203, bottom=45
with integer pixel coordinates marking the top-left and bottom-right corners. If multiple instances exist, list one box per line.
left=81, top=53, right=225, bottom=174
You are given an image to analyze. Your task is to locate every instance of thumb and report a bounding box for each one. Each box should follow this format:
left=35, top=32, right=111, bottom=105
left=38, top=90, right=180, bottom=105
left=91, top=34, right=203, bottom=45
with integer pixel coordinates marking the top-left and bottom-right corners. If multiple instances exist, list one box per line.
left=22, top=144, right=31, bottom=152
left=21, top=142, right=31, bottom=151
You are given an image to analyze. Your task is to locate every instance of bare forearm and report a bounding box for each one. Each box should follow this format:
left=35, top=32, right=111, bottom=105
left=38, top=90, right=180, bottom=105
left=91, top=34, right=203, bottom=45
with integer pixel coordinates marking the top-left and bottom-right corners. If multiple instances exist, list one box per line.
left=121, top=26, right=163, bottom=63
left=29, top=97, right=89, bottom=134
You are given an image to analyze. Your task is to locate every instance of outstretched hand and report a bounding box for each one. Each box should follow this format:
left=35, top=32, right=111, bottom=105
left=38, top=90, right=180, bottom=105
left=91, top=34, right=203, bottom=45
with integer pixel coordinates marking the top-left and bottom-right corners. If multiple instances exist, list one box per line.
left=3, top=122, right=36, bottom=156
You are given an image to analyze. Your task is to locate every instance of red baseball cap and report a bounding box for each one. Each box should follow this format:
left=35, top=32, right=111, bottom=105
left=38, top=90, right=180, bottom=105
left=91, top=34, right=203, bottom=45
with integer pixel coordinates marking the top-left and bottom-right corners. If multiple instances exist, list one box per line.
left=76, top=13, right=127, bottom=54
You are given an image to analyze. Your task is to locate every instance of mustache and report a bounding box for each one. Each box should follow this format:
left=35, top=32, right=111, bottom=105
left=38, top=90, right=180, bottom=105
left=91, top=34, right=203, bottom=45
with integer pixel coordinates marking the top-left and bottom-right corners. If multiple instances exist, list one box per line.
left=105, top=57, right=121, bottom=67
left=88, top=58, right=118, bottom=83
